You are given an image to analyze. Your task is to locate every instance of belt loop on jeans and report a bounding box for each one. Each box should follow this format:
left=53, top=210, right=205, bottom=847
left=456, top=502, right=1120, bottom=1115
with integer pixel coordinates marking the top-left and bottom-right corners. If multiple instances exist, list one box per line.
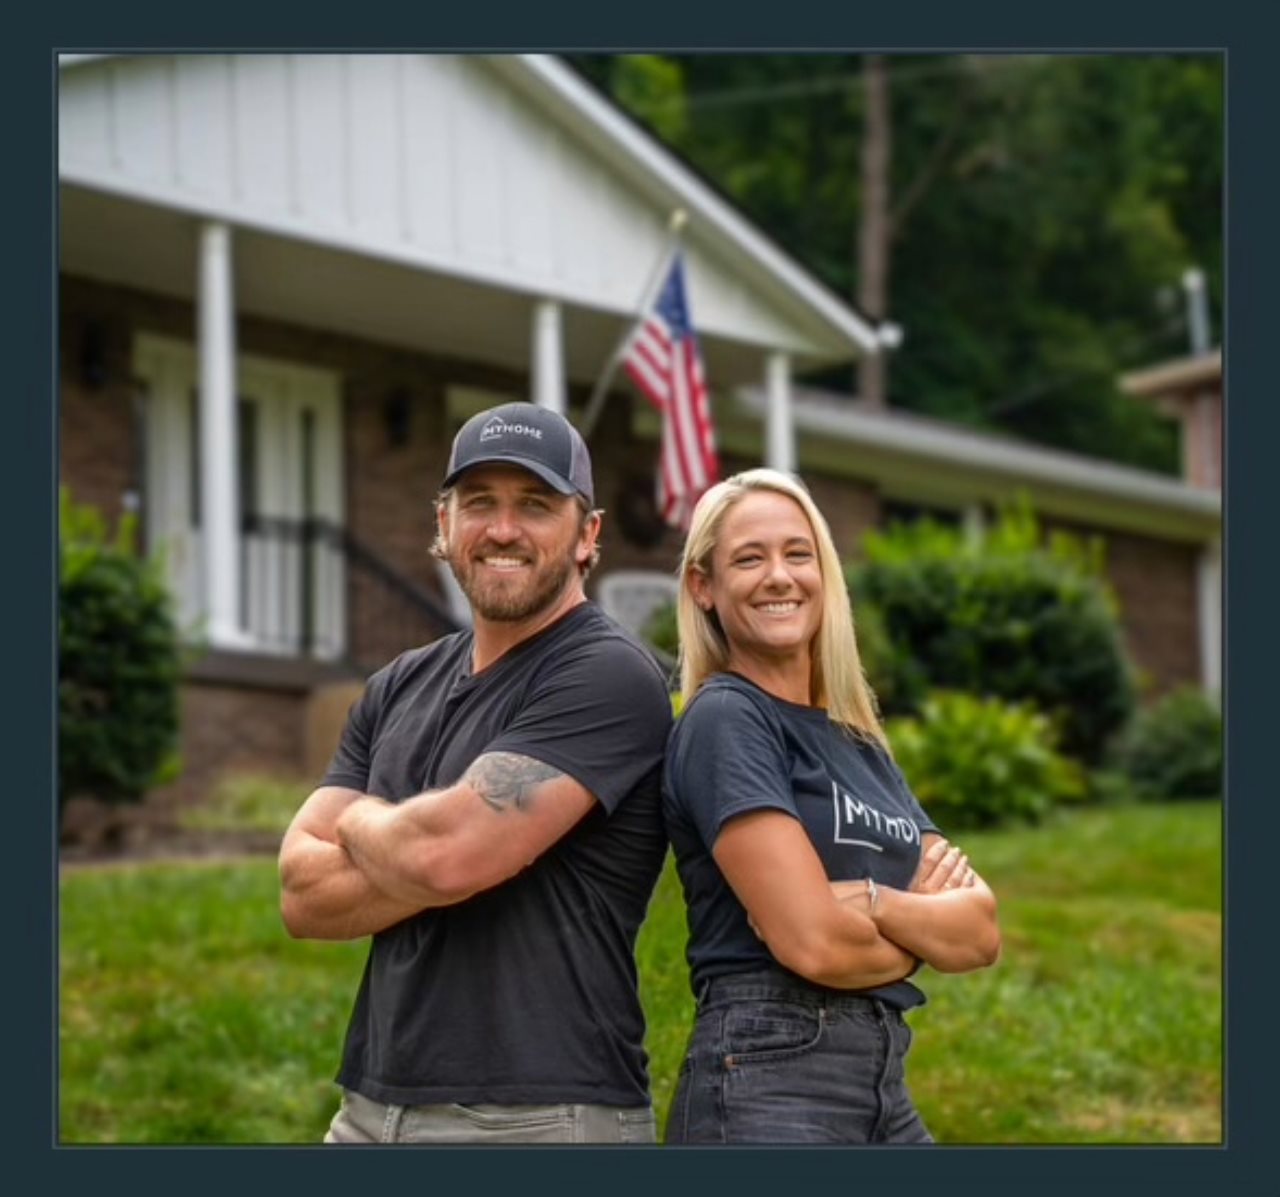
left=696, top=977, right=713, bottom=1008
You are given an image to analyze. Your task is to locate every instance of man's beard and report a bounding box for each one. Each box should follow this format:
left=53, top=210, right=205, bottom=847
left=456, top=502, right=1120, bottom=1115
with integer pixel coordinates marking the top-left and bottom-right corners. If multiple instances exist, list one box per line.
left=447, top=544, right=576, bottom=623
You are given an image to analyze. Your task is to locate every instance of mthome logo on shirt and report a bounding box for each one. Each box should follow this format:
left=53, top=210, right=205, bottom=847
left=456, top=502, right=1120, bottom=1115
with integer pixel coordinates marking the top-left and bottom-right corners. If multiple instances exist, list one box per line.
left=480, top=415, right=544, bottom=443
left=831, top=781, right=921, bottom=851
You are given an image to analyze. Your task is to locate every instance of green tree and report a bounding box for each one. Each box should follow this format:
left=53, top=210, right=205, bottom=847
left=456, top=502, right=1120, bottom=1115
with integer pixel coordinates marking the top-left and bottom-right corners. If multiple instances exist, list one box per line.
left=569, top=53, right=1221, bottom=474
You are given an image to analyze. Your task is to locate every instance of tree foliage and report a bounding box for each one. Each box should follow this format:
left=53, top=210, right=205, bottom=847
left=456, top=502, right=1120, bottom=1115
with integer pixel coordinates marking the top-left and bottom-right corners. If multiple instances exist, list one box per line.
left=569, top=53, right=1221, bottom=473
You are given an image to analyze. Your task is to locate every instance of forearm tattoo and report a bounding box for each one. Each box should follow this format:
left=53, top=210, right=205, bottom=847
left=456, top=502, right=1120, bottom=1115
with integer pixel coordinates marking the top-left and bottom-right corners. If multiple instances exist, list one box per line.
left=465, top=753, right=563, bottom=813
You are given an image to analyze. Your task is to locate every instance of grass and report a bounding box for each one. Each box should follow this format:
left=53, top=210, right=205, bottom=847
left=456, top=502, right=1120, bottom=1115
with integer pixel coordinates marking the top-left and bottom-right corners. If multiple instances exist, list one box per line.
left=58, top=799, right=1221, bottom=1144
left=175, top=774, right=312, bottom=835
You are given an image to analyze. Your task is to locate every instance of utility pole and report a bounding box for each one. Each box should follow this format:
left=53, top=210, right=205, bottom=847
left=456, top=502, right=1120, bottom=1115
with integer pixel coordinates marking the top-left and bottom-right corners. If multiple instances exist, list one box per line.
left=1181, top=267, right=1211, bottom=355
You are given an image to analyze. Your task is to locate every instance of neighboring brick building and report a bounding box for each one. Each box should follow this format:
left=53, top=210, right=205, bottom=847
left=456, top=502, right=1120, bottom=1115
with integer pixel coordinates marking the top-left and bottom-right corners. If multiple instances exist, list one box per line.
left=1122, top=350, right=1223, bottom=492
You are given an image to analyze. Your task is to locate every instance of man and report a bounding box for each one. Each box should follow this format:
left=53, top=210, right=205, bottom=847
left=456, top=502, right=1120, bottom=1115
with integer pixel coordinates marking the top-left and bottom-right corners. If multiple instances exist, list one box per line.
left=279, top=402, right=673, bottom=1144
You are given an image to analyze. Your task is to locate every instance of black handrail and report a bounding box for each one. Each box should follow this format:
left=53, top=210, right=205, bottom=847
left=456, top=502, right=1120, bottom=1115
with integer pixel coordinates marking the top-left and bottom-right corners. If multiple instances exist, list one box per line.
left=238, top=514, right=464, bottom=669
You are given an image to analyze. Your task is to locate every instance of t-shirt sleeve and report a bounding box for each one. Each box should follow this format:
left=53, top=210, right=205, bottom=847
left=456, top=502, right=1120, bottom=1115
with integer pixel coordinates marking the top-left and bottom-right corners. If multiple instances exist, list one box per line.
left=482, top=636, right=673, bottom=814
left=666, top=687, right=800, bottom=851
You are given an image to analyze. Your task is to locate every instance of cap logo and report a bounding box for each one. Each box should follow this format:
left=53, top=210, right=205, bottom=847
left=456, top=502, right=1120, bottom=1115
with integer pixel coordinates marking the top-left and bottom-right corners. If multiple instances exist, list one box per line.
left=479, top=415, right=543, bottom=443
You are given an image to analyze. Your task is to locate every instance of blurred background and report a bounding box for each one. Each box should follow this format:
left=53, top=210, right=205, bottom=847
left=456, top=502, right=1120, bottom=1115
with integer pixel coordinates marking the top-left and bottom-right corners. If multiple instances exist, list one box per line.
left=57, top=52, right=1222, bottom=1144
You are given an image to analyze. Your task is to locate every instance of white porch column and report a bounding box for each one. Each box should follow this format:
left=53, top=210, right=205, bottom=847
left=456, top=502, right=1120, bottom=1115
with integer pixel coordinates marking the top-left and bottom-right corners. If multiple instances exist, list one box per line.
left=197, top=221, right=244, bottom=648
left=962, top=502, right=986, bottom=547
left=765, top=352, right=795, bottom=474
left=532, top=300, right=565, bottom=414
left=1197, top=535, right=1222, bottom=701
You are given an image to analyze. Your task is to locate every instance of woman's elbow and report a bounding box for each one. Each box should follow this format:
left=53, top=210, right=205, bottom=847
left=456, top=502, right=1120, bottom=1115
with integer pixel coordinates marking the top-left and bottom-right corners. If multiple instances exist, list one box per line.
left=767, top=921, right=876, bottom=988
left=933, top=925, right=1002, bottom=974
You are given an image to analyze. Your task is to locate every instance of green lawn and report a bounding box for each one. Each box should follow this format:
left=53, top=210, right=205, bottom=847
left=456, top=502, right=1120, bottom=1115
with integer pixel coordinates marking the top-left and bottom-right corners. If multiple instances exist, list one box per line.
left=58, top=800, right=1221, bottom=1144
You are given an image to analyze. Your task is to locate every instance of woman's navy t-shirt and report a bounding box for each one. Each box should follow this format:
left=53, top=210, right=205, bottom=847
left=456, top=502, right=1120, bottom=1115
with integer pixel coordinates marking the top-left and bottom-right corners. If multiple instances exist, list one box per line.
left=663, top=672, right=940, bottom=1009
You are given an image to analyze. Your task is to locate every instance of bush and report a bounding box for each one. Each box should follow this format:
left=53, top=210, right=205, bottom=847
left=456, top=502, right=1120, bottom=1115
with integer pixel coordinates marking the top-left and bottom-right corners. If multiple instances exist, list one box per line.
left=59, top=489, right=183, bottom=809
left=642, top=598, right=679, bottom=659
left=1109, top=686, right=1222, bottom=802
left=886, top=691, right=1086, bottom=831
left=849, top=502, right=1135, bottom=764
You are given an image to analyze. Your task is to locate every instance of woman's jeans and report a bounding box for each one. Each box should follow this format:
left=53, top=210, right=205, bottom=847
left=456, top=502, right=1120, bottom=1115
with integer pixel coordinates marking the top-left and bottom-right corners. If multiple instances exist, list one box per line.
left=665, top=967, right=934, bottom=1145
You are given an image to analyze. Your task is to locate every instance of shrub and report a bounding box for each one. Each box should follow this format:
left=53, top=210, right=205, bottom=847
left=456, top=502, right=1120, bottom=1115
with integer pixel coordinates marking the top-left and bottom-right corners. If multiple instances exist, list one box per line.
left=642, top=598, right=679, bottom=658
left=886, top=690, right=1086, bottom=831
left=848, top=501, right=1135, bottom=764
left=59, top=489, right=183, bottom=809
left=1109, top=686, right=1222, bottom=802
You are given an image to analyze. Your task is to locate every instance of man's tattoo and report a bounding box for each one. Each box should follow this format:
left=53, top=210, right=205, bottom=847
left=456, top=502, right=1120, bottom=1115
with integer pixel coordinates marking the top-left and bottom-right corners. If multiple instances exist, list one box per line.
left=465, top=753, right=563, bottom=813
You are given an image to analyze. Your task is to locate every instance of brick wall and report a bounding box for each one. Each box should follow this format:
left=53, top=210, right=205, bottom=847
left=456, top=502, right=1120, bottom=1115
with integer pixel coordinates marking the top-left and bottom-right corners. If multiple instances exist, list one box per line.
left=803, top=471, right=882, bottom=562
left=166, top=680, right=309, bottom=807
left=59, top=284, right=145, bottom=527
left=1100, top=530, right=1202, bottom=697
left=1046, top=518, right=1202, bottom=698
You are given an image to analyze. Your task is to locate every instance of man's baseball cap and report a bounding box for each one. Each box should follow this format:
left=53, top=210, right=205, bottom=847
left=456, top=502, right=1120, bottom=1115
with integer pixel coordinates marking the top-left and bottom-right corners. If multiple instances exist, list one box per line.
left=442, top=403, right=594, bottom=506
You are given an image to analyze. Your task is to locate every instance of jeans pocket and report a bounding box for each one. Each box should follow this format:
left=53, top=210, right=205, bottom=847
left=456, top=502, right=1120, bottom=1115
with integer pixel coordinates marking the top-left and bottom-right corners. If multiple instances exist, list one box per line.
left=448, top=1103, right=570, bottom=1130
left=619, top=1107, right=657, bottom=1144
left=723, top=1001, right=823, bottom=1066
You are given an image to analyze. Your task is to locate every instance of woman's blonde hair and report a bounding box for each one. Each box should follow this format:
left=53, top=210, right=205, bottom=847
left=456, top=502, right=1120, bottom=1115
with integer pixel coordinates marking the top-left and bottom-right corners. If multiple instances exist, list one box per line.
left=676, top=468, right=886, bottom=746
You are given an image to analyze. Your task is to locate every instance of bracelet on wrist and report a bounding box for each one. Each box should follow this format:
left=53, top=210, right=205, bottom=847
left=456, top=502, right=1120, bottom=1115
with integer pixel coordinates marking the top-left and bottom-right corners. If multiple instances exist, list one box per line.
left=866, top=877, right=880, bottom=914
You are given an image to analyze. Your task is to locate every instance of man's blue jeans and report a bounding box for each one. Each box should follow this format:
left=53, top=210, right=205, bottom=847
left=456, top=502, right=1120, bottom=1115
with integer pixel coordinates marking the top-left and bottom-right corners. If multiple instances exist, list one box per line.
left=665, top=967, right=934, bottom=1145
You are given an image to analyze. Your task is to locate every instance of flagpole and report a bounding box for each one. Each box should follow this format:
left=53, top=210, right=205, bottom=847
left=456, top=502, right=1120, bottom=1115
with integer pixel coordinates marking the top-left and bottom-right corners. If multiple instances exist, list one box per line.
left=578, top=208, right=688, bottom=440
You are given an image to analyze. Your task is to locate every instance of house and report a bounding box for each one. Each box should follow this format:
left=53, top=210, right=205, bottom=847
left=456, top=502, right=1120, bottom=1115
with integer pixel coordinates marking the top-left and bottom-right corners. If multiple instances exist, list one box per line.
left=58, top=53, right=1221, bottom=814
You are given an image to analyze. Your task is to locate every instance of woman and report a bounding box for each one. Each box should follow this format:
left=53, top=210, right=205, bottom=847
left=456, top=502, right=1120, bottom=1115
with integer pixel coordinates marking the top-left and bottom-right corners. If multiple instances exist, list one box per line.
left=662, top=468, right=1001, bottom=1145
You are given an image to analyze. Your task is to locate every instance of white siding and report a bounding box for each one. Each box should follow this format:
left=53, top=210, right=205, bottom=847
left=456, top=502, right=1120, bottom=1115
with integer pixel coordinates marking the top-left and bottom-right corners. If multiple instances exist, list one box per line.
left=291, top=55, right=347, bottom=226
left=174, top=56, right=234, bottom=198
left=348, top=55, right=403, bottom=238
left=60, top=53, right=831, bottom=356
left=231, top=55, right=292, bottom=213
left=59, top=64, right=113, bottom=170
left=112, top=57, right=174, bottom=183
left=402, top=55, right=457, bottom=256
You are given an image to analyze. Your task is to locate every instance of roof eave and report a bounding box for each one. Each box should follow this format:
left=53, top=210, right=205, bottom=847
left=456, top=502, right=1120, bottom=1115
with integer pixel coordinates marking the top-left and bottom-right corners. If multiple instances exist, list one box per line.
left=1120, top=349, right=1223, bottom=397
left=494, top=54, right=884, bottom=358
left=734, top=389, right=1221, bottom=539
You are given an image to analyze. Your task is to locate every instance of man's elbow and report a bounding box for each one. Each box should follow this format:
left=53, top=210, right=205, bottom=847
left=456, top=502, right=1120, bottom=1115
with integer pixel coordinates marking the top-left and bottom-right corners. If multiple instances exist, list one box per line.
left=280, top=891, right=319, bottom=940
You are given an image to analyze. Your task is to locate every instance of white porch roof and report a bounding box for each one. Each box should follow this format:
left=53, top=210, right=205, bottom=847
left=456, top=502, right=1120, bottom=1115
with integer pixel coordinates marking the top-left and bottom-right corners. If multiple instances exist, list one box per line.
left=58, top=53, right=882, bottom=391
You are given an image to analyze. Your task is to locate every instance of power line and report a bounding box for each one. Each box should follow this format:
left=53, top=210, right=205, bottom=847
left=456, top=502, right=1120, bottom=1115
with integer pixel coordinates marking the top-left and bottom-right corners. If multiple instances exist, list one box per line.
left=983, top=314, right=1189, bottom=418
left=629, top=54, right=1051, bottom=113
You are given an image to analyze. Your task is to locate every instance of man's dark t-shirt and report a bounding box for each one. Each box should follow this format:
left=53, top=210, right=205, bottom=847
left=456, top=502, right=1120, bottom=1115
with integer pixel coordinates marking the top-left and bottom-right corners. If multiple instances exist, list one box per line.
left=663, top=672, right=940, bottom=1010
left=323, top=602, right=672, bottom=1107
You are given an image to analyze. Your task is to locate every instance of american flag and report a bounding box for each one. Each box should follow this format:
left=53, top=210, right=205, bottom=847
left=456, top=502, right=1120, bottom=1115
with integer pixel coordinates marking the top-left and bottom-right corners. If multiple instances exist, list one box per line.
left=623, top=253, right=719, bottom=529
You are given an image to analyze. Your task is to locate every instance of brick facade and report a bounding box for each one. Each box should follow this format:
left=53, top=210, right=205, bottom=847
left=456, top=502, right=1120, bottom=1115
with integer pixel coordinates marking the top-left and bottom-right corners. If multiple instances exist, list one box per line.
left=1044, top=517, right=1203, bottom=697
left=1097, top=530, right=1202, bottom=697
left=59, top=285, right=146, bottom=529
left=167, top=680, right=309, bottom=804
